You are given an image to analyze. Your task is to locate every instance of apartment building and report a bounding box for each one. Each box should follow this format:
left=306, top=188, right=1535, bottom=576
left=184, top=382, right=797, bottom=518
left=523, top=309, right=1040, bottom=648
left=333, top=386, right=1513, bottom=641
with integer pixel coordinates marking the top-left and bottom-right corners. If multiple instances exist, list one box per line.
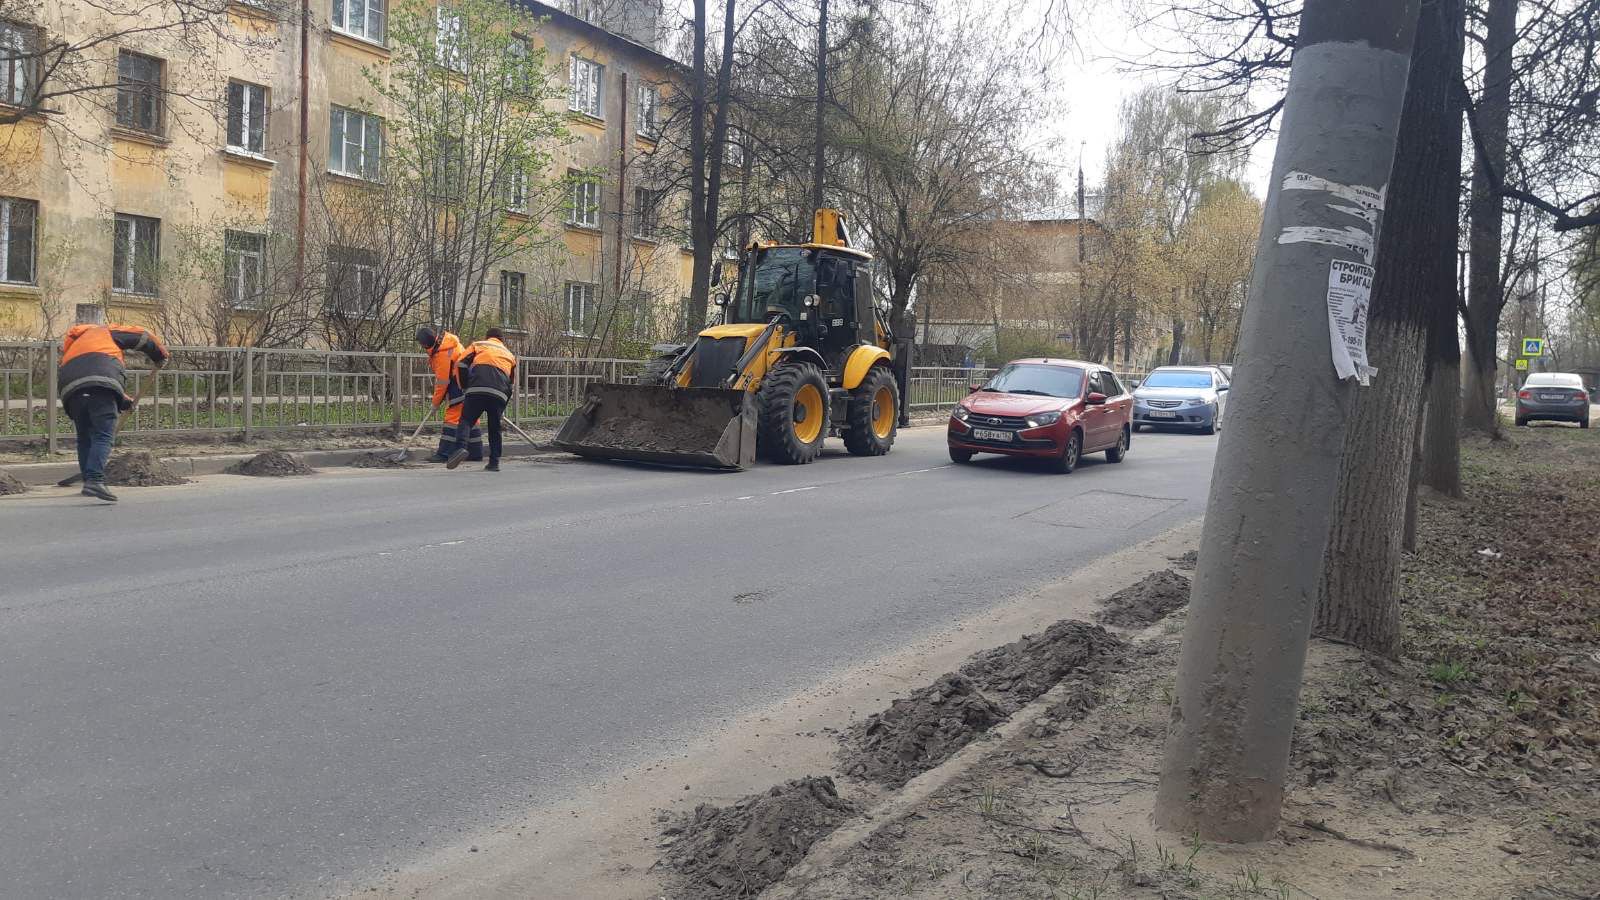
left=0, top=0, right=692, bottom=349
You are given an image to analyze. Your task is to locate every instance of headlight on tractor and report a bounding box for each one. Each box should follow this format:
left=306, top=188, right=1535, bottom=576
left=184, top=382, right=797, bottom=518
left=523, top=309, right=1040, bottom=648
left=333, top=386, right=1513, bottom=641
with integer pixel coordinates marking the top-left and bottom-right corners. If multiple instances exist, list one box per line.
left=953, top=405, right=971, bottom=422
left=1026, top=411, right=1061, bottom=428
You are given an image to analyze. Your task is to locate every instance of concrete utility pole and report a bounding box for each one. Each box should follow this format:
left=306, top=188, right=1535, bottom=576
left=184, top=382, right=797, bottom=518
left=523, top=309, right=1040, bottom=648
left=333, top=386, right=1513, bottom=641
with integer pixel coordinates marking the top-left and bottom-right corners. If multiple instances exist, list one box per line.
left=811, top=0, right=829, bottom=214
left=1153, top=0, right=1421, bottom=842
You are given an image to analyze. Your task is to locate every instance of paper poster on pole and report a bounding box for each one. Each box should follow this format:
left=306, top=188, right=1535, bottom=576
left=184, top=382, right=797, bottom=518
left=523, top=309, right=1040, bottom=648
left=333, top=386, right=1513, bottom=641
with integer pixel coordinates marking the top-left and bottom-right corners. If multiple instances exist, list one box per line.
left=1326, top=260, right=1376, bottom=385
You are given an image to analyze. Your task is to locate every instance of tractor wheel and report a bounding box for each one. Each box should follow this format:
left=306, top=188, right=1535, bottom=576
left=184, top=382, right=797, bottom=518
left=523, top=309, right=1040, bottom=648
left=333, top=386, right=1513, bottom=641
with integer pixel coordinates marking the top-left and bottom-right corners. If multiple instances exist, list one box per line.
left=640, top=353, right=679, bottom=385
left=758, top=362, right=829, bottom=464
left=842, top=365, right=898, bottom=456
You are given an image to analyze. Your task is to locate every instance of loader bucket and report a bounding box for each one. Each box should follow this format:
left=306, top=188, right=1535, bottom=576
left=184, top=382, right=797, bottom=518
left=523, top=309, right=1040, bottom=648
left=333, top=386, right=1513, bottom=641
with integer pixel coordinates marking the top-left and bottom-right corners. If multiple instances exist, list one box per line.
left=554, top=383, right=757, bottom=470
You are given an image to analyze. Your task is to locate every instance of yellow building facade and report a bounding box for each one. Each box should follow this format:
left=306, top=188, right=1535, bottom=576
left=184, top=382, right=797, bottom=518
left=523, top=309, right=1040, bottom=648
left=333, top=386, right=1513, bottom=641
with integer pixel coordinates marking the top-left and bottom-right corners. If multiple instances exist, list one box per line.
left=0, top=0, right=692, bottom=350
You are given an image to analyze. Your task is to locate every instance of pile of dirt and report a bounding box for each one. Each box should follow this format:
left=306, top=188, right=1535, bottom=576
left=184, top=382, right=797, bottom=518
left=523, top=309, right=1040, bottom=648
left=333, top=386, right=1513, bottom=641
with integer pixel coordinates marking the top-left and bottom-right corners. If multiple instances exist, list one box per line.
left=1093, top=568, right=1192, bottom=628
left=0, top=469, right=27, bottom=495
left=662, top=776, right=856, bottom=898
left=840, top=673, right=1008, bottom=788
left=1169, top=548, right=1198, bottom=570
left=104, top=452, right=187, bottom=486
left=580, top=415, right=726, bottom=453
left=227, top=450, right=313, bottom=477
left=958, top=619, right=1124, bottom=711
left=347, top=451, right=412, bottom=469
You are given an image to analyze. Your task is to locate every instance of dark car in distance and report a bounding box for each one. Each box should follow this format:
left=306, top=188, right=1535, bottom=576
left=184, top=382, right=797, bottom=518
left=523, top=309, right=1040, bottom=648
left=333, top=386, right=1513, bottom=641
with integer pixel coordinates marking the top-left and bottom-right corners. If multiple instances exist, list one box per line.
left=1516, top=373, right=1591, bottom=428
left=947, top=359, right=1134, bottom=473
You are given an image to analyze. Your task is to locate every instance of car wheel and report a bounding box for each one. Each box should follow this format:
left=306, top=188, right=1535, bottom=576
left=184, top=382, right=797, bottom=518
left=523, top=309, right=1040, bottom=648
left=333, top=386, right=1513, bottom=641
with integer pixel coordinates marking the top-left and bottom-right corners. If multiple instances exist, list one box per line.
left=1582, top=417, right=1591, bottom=430
left=1515, top=416, right=1527, bottom=427
left=1131, top=423, right=1142, bottom=434
left=949, top=446, right=973, bottom=464
left=1051, top=429, right=1081, bottom=474
left=1201, top=405, right=1218, bottom=435
left=1106, top=426, right=1129, bottom=463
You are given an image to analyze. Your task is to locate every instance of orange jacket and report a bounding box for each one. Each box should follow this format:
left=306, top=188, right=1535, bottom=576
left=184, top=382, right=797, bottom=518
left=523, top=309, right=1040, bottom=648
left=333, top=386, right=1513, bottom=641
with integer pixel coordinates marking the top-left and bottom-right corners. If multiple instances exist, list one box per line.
left=455, top=338, right=516, bottom=401
left=58, top=323, right=170, bottom=403
left=427, top=331, right=466, bottom=408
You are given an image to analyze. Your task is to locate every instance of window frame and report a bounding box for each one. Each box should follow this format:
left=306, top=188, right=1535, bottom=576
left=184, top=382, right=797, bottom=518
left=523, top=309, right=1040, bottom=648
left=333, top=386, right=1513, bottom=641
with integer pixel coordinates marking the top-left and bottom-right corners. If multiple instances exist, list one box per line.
left=564, top=281, right=594, bottom=336
left=0, top=195, right=37, bottom=285
left=566, top=169, right=599, bottom=228
left=1, top=19, right=38, bottom=108
left=636, top=84, right=659, bottom=139
left=632, top=185, right=663, bottom=240
left=499, top=270, right=526, bottom=327
left=115, top=49, right=164, bottom=136
left=226, top=80, right=268, bottom=154
left=326, top=246, right=380, bottom=317
left=331, top=0, right=386, bottom=44
left=112, top=212, right=161, bottom=296
left=328, top=105, right=383, bottom=181
left=504, top=167, right=530, bottom=214
left=567, top=53, right=603, bottom=118
left=223, top=230, right=268, bottom=309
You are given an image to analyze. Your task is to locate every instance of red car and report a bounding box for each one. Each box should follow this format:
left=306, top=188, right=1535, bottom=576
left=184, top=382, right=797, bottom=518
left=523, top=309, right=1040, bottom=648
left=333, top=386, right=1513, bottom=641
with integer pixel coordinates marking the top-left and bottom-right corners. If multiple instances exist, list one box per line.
left=947, top=359, right=1134, bottom=473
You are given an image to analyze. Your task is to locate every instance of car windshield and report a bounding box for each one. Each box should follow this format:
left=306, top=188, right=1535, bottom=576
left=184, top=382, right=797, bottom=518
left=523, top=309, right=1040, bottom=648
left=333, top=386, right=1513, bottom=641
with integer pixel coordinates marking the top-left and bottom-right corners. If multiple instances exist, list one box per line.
left=981, top=364, right=1084, bottom=399
left=1525, top=374, right=1582, bottom=387
left=1142, top=370, right=1214, bottom=389
left=734, top=247, right=815, bottom=324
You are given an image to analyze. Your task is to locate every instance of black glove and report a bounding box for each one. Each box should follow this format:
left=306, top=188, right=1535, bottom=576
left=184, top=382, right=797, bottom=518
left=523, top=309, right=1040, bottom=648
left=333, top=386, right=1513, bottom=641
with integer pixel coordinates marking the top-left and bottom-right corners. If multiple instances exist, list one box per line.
left=117, top=394, right=134, bottom=413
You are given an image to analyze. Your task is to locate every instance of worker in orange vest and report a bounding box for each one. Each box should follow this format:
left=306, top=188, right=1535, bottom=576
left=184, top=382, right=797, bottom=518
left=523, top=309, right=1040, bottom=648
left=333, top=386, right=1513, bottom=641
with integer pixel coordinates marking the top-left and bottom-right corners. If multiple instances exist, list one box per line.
left=415, top=327, right=482, bottom=463
left=447, top=327, right=516, bottom=472
left=56, top=311, right=170, bottom=501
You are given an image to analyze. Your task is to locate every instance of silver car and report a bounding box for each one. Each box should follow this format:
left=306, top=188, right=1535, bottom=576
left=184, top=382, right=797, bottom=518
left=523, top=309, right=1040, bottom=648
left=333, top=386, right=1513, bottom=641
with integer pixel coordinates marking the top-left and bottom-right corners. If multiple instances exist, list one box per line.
left=1132, top=366, right=1230, bottom=434
left=1515, top=373, right=1591, bottom=428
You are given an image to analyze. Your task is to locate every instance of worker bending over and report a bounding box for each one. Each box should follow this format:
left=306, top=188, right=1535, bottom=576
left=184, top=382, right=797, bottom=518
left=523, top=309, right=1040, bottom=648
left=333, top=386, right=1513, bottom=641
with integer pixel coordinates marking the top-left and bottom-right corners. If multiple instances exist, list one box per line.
left=415, top=327, right=482, bottom=463
left=56, top=310, right=169, bottom=502
left=448, top=327, right=516, bottom=472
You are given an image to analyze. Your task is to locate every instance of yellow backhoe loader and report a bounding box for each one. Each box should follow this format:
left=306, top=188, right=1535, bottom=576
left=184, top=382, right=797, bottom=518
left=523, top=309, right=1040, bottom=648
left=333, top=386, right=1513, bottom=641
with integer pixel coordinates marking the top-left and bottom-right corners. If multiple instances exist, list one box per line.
left=554, top=209, right=907, bottom=469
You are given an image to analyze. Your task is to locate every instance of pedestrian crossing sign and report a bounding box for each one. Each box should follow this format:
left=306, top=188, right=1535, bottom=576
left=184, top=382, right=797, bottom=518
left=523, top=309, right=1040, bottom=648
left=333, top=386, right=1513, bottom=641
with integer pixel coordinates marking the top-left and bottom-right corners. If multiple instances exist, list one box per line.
left=1515, top=358, right=1529, bottom=371
left=1522, top=337, right=1544, bottom=356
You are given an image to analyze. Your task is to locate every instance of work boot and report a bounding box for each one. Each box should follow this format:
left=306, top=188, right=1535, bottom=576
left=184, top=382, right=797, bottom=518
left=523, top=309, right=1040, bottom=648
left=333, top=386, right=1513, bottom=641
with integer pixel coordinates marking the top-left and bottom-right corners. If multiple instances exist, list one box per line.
left=81, top=480, right=118, bottom=502
left=445, top=448, right=469, bottom=470
left=484, top=460, right=500, bottom=472
left=425, top=453, right=450, bottom=463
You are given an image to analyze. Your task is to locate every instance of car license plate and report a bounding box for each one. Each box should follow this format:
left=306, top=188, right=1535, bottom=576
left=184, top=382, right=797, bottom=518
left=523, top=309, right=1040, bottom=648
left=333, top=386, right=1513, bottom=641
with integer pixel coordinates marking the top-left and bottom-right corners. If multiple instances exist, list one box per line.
left=1539, top=393, right=1564, bottom=401
left=972, top=428, right=1013, bottom=441
left=1148, top=410, right=1177, bottom=419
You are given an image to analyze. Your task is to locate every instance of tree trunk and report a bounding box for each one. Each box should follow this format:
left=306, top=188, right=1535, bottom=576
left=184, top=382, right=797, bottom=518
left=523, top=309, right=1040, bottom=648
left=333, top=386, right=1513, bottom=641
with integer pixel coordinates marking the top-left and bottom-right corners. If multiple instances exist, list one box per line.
left=1402, top=400, right=1425, bottom=552
left=1315, top=0, right=1462, bottom=658
left=686, top=0, right=711, bottom=335
left=1421, top=350, right=1463, bottom=495
left=1167, top=318, right=1185, bottom=365
left=1155, top=0, right=1420, bottom=842
left=1461, top=0, right=1517, bottom=433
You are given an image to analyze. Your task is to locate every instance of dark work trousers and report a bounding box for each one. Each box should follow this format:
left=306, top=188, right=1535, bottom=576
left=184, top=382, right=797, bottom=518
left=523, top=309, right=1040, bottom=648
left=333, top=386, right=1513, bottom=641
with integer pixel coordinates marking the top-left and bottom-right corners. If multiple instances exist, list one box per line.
left=457, top=393, right=506, bottom=462
left=66, top=388, right=121, bottom=482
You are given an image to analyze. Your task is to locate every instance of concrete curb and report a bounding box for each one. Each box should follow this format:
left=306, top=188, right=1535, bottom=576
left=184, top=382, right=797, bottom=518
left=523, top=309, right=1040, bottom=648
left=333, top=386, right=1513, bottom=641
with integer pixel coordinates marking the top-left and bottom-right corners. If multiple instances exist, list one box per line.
left=1, top=443, right=564, bottom=486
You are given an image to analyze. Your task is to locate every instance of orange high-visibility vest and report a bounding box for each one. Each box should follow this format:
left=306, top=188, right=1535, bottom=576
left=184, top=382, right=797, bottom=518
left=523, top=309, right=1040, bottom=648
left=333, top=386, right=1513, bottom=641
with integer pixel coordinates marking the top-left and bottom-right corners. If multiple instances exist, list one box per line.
left=57, top=324, right=170, bottom=401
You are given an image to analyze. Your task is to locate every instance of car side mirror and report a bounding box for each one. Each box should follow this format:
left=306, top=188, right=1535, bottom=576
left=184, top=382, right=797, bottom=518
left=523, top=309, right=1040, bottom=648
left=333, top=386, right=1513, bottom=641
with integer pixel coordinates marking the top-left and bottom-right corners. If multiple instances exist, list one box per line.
left=968, top=382, right=986, bottom=394
left=1217, top=384, right=1230, bottom=392
left=1085, top=392, right=1108, bottom=405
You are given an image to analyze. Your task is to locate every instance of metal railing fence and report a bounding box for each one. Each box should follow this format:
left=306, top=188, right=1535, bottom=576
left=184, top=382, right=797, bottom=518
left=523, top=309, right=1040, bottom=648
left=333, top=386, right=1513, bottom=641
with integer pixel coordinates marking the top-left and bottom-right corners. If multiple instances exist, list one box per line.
left=1, top=340, right=1150, bottom=450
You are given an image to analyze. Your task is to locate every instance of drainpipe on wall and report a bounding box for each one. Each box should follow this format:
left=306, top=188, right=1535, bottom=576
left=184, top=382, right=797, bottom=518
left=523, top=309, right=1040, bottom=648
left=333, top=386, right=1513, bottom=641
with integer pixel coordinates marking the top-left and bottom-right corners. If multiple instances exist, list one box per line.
left=616, top=72, right=628, bottom=298
left=297, top=0, right=310, bottom=284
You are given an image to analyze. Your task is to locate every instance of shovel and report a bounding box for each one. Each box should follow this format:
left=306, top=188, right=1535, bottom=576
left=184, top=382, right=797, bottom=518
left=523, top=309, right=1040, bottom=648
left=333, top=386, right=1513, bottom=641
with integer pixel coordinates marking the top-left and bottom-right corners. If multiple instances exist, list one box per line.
left=504, top=416, right=543, bottom=450
left=387, top=403, right=441, bottom=463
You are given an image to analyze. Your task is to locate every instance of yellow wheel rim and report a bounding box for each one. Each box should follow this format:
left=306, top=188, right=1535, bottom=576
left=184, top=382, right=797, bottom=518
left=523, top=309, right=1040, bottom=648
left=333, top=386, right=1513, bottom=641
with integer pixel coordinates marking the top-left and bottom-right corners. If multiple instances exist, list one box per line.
left=793, top=383, right=824, bottom=444
left=871, top=385, right=895, bottom=438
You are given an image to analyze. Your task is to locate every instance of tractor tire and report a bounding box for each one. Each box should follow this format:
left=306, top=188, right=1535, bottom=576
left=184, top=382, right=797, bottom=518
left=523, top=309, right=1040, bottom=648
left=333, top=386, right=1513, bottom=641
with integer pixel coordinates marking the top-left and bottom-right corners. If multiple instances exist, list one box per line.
left=758, top=362, right=829, bottom=464
left=640, top=353, right=678, bottom=385
left=842, top=365, right=898, bottom=456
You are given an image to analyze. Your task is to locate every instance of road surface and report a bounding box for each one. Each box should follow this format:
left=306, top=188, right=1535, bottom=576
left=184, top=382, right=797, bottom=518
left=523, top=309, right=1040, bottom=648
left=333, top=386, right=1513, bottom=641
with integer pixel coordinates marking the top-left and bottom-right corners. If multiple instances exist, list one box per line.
left=0, top=425, right=1216, bottom=898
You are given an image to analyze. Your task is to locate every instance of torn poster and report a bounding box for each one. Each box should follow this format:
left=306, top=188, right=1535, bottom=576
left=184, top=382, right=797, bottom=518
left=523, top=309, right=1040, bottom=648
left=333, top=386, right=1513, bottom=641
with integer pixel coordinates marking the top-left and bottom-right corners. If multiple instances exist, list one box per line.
left=1277, top=171, right=1386, bottom=263
left=1327, top=259, right=1376, bottom=385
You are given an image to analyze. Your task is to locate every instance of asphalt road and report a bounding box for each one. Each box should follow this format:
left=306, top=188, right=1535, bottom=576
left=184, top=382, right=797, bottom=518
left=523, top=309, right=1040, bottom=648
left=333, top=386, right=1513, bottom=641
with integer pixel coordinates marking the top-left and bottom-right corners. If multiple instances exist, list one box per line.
left=0, top=425, right=1217, bottom=899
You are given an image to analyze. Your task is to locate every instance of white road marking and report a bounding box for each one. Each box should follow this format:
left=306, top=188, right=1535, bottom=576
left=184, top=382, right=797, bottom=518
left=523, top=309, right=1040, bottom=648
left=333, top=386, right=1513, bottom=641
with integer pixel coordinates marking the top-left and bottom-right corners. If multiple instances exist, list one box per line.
left=771, top=486, right=818, bottom=495
left=894, top=465, right=952, bottom=475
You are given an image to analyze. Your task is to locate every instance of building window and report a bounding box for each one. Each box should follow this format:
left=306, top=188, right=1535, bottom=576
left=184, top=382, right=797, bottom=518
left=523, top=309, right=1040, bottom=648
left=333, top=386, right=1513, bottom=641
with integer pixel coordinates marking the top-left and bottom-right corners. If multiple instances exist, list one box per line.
left=112, top=213, right=160, bottom=295
left=427, top=261, right=457, bottom=321
left=567, top=169, right=599, bottom=228
left=435, top=7, right=464, bottom=72
left=116, top=50, right=163, bottom=135
left=636, top=84, right=659, bottom=138
left=0, top=196, right=36, bottom=284
left=564, top=281, right=594, bottom=335
left=568, top=54, right=602, bottom=118
left=1, top=21, right=37, bottom=107
left=499, top=270, right=525, bottom=326
left=224, top=230, right=266, bottom=308
left=504, top=168, right=530, bottom=213
left=506, top=36, right=534, bottom=93
left=562, top=0, right=601, bottom=25
left=431, top=135, right=463, bottom=198
left=226, top=81, right=267, bottom=153
left=632, top=186, right=663, bottom=240
left=332, top=0, right=386, bottom=43
left=329, top=106, right=382, bottom=180
left=327, top=247, right=378, bottom=316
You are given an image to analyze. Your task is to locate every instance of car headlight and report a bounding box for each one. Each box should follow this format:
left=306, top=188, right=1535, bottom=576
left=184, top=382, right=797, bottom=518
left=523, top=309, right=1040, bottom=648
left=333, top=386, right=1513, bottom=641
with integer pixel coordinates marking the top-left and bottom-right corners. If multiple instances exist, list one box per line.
left=953, top=405, right=971, bottom=422
left=1026, top=411, right=1061, bottom=428
left=1185, top=398, right=1209, bottom=407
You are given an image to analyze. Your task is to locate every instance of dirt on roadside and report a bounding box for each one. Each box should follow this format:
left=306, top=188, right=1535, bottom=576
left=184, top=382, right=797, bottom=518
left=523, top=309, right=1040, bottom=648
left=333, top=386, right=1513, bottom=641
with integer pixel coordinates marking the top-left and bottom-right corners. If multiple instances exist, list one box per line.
left=347, top=451, right=413, bottom=469
left=105, top=451, right=188, bottom=486
left=957, top=620, right=1125, bottom=712
left=839, top=673, right=1008, bottom=788
left=1094, top=569, right=1192, bottom=629
left=227, top=450, right=314, bottom=477
left=660, top=776, right=857, bottom=898
left=0, top=469, right=26, bottom=495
